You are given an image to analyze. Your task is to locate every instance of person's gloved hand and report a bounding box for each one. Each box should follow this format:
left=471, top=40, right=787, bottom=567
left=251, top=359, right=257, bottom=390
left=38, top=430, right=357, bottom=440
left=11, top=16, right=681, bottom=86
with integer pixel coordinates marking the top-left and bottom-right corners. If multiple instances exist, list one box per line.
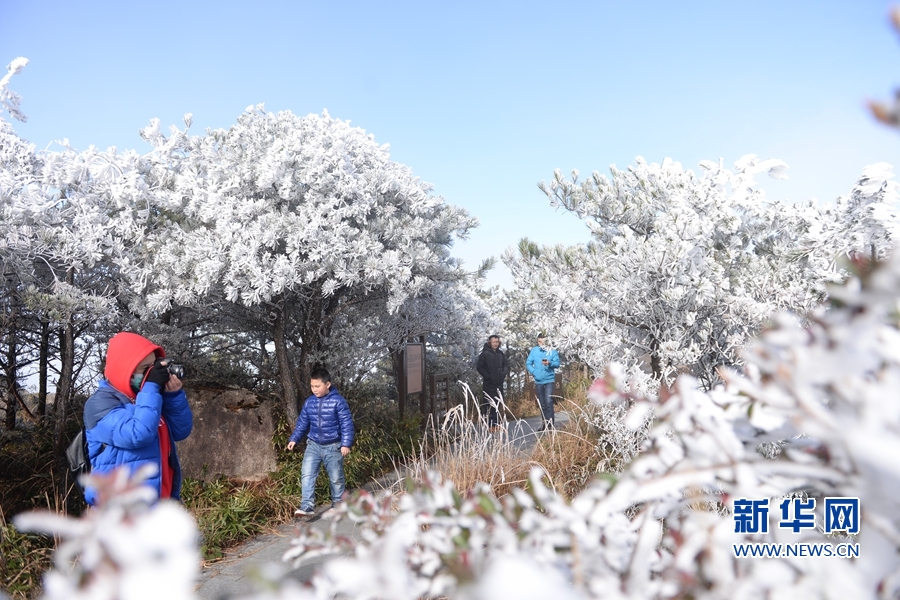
left=144, top=359, right=171, bottom=388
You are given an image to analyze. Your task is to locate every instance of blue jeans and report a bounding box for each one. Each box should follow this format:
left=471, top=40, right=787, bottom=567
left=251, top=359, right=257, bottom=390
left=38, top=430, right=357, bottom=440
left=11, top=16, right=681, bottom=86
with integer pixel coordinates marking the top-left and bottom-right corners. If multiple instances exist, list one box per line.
left=535, top=382, right=554, bottom=426
left=300, top=440, right=346, bottom=511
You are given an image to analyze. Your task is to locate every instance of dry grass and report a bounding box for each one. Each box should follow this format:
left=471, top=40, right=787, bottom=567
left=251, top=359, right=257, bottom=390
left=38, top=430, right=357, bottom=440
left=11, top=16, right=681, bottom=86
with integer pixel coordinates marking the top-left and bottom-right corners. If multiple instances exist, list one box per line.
left=1, top=509, right=54, bottom=600
left=407, top=390, right=533, bottom=499
left=534, top=387, right=650, bottom=494
left=405, top=383, right=648, bottom=503
left=530, top=401, right=607, bottom=500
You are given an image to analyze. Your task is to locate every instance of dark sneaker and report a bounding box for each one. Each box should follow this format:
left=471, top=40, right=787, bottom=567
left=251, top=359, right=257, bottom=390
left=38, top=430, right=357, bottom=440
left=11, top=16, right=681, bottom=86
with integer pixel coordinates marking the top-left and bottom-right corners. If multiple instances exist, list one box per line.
left=294, top=507, right=314, bottom=517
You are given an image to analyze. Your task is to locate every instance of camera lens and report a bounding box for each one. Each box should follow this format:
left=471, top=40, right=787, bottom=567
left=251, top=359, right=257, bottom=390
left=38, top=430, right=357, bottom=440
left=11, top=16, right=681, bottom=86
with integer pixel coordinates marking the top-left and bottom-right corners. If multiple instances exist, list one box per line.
left=167, top=362, right=185, bottom=380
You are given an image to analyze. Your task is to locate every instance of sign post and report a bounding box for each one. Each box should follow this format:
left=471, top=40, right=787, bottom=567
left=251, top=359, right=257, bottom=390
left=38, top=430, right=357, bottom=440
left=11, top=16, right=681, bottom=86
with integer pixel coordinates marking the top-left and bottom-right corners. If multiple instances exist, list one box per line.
left=397, top=335, right=426, bottom=418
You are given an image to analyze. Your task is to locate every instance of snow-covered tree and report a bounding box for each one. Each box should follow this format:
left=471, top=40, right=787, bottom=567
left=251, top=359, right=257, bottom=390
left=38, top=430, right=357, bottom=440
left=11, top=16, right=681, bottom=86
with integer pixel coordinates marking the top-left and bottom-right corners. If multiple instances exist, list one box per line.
left=2, top=58, right=489, bottom=423
left=1, top=57, right=119, bottom=447
left=0, top=58, right=474, bottom=420
left=1, top=57, right=41, bottom=429
left=504, top=155, right=898, bottom=390
left=326, top=275, right=500, bottom=388
left=107, top=106, right=479, bottom=419
left=813, top=162, right=900, bottom=264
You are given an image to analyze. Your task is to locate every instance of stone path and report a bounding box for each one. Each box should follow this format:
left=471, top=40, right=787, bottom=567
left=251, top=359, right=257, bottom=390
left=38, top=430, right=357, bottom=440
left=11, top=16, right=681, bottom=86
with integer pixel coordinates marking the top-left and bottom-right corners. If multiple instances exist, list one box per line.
left=194, top=508, right=354, bottom=599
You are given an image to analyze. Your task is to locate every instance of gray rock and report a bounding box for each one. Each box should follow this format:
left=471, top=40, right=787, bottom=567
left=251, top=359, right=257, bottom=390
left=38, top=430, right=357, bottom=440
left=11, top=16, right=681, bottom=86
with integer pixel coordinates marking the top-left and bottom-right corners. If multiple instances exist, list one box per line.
left=179, top=388, right=277, bottom=482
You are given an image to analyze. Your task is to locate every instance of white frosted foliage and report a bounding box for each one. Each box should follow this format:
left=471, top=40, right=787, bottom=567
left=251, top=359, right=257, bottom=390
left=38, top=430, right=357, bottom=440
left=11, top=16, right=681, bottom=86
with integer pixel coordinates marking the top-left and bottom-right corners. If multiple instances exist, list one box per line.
left=505, top=155, right=900, bottom=392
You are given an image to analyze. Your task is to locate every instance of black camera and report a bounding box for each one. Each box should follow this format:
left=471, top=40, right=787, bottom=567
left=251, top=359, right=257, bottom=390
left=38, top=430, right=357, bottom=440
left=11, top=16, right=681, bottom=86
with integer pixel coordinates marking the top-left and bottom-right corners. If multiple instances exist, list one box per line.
left=166, top=362, right=185, bottom=380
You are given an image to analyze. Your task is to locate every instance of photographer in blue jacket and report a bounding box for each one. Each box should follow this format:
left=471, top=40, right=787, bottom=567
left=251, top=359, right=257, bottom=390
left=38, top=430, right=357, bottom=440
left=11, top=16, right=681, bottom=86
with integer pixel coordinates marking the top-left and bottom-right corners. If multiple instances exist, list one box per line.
left=82, top=332, right=192, bottom=505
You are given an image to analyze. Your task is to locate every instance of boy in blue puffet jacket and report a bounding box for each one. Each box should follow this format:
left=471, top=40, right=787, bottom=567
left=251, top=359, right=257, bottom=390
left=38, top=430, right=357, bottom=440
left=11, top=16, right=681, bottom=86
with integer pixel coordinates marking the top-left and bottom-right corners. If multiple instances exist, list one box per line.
left=286, top=367, right=355, bottom=516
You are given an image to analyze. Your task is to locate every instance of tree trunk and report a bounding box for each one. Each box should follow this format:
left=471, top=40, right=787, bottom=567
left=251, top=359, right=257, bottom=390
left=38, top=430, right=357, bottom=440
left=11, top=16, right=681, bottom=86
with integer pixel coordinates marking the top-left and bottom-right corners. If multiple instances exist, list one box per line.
left=272, top=284, right=344, bottom=422
left=294, top=303, right=321, bottom=414
left=5, top=322, right=17, bottom=431
left=296, top=286, right=340, bottom=403
left=390, top=346, right=405, bottom=418
left=296, top=344, right=313, bottom=406
left=37, top=320, right=49, bottom=424
left=53, top=269, right=77, bottom=461
left=272, top=298, right=299, bottom=423
left=53, top=319, right=75, bottom=459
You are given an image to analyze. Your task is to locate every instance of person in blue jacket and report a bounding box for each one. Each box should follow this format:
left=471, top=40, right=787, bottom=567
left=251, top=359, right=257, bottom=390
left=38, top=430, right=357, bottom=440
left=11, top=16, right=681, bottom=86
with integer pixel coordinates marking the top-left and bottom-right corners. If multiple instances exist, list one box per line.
left=526, top=333, right=561, bottom=431
left=286, top=367, right=355, bottom=516
left=83, top=332, right=193, bottom=505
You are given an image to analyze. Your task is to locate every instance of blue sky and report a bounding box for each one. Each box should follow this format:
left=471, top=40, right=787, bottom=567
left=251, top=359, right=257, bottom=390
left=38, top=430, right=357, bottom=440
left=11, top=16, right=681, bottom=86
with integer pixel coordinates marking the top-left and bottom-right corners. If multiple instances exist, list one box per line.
left=2, top=0, right=899, bottom=287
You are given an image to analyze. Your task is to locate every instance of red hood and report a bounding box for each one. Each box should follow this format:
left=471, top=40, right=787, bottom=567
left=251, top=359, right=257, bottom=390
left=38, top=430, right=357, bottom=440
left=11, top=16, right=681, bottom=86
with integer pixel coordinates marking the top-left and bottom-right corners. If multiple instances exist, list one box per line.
left=104, top=332, right=164, bottom=399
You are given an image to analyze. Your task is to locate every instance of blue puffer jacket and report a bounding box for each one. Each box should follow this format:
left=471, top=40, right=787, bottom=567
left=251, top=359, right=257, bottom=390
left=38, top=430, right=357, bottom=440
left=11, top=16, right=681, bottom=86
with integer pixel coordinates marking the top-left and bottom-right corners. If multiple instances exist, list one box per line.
left=289, top=388, right=355, bottom=448
left=526, top=346, right=561, bottom=384
left=83, top=380, right=193, bottom=505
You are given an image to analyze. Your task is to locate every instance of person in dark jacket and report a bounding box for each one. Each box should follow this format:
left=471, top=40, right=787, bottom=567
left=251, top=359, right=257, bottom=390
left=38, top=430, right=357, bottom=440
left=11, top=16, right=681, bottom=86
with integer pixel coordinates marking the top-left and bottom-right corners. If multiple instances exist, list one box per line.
left=83, top=332, right=193, bottom=506
left=287, top=367, right=355, bottom=516
left=475, top=335, right=509, bottom=430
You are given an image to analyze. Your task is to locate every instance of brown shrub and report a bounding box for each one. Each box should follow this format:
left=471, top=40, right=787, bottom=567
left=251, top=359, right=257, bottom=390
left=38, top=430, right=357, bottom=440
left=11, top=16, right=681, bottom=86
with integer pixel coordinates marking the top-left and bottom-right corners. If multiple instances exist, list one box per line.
left=530, top=399, right=606, bottom=500
left=407, top=399, right=533, bottom=499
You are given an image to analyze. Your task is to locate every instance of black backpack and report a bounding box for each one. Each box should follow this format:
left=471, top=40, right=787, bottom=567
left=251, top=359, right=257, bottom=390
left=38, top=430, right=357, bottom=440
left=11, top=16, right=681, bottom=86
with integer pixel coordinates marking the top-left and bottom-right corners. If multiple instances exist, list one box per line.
left=66, top=426, right=91, bottom=479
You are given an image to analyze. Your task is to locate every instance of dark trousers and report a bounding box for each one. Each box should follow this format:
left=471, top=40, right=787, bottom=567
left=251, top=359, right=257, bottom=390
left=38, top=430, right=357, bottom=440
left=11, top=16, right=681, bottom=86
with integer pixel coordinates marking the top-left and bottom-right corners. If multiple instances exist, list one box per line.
left=535, top=382, right=554, bottom=427
left=481, top=384, right=502, bottom=427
